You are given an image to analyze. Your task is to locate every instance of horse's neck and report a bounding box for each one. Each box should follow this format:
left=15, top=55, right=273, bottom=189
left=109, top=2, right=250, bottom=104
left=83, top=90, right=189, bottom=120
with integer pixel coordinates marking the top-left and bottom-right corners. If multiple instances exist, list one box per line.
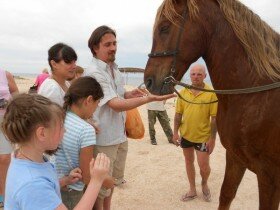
left=203, top=28, right=263, bottom=90
left=197, top=0, right=271, bottom=90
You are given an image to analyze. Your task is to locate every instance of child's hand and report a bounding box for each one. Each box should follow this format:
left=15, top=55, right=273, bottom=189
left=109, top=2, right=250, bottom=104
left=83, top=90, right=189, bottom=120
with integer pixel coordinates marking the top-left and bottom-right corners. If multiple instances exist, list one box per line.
left=67, top=167, right=82, bottom=185
left=90, top=153, right=110, bottom=183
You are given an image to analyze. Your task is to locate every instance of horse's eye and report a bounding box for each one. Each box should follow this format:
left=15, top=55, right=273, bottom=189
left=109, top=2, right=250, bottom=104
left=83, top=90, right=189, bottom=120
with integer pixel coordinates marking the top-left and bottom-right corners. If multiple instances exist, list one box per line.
left=160, top=25, right=169, bottom=33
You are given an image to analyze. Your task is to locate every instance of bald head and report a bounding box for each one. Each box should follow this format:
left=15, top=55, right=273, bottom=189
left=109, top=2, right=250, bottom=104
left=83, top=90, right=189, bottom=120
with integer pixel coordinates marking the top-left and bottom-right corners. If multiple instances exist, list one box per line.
left=190, top=64, right=206, bottom=87
left=190, top=64, right=206, bottom=75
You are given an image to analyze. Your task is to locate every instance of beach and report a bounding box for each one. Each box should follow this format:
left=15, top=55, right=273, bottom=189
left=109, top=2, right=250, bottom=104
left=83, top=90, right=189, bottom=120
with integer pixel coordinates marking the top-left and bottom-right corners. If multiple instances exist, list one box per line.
left=13, top=76, right=259, bottom=210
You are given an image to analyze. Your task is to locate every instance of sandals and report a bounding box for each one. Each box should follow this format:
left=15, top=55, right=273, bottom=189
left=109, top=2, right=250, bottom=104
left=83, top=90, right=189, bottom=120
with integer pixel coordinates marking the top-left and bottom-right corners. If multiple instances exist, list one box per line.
left=181, top=193, right=197, bottom=202
left=202, top=189, right=212, bottom=202
left=181, top=189, right=211, bottom=202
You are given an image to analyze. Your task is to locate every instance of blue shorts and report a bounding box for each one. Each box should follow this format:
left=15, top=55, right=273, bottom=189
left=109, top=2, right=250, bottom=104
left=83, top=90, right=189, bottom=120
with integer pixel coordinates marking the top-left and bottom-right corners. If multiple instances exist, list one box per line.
left=180, top=137, right=208, bottom=152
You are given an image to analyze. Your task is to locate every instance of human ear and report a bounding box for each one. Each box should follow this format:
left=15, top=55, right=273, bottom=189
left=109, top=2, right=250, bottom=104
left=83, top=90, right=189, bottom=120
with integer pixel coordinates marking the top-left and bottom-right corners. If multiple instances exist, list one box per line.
left=35, top=126, right=47, bottom=142
left=93, top=45, right=99, bottom=54
left=50, top=60, right=58, bottom=70
left=86, top=95, right=94, bottom=104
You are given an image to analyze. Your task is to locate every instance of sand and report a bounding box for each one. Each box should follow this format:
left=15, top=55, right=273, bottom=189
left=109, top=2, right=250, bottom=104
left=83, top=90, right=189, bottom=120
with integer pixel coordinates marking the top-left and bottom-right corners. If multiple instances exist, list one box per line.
left=14, top=77, right=259, bottom=210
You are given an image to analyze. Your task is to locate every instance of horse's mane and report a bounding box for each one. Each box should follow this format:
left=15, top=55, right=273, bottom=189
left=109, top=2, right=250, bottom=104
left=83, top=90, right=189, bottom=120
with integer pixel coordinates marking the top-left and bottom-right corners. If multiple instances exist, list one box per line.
left=155, top=0, right=280, bottom=80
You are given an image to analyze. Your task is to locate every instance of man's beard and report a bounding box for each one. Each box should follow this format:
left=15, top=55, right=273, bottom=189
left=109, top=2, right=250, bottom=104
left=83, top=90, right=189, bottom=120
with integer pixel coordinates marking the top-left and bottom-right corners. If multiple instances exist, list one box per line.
left=108, top=53, right=116, bottom=62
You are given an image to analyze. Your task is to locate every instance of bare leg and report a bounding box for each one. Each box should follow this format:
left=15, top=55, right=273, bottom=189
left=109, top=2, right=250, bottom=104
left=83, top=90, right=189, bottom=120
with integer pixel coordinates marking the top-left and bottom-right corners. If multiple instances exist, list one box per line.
left=218, top=151, right=246, bottom=210
left=196, top=150, right=210, bottom=198
left=0, top=154, right=10, bottom=196
left=182, top=147, right=197, bottom=196
left=257, top=171, right=280, bottom=210
left=103, top=188, right=114, bottom=210
left=93, top=198, right=104, bottom=210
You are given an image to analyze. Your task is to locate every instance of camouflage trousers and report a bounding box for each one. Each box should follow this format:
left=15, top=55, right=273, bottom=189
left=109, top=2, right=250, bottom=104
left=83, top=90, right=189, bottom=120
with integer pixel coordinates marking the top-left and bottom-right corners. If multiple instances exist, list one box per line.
left=148, top=110, right=173, bottom=142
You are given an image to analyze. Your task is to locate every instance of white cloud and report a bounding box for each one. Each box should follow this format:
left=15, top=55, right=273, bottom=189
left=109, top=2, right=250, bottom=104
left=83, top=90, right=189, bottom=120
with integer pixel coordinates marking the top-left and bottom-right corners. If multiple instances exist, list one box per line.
left=0, top=0, right=279, bottom=74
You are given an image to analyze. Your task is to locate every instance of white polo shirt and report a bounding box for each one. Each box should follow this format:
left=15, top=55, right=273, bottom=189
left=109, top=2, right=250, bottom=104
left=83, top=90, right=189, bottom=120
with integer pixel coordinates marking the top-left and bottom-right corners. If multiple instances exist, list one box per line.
left=85, top=57, right=127, bottom=146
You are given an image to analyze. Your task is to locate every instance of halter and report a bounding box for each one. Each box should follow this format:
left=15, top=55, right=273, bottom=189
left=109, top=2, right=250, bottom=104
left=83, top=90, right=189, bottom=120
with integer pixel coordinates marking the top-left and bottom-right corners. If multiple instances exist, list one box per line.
left=147, top=8, right=280, bottom=104
left=148, top=9, right=188, bottom=83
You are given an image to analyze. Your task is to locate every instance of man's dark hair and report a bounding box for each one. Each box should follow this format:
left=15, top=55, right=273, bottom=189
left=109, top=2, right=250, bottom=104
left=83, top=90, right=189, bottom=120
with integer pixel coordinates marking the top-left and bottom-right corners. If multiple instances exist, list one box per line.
left=88, top=25, right=116, bottom=56
left=48, top=43, right=77, bottom=70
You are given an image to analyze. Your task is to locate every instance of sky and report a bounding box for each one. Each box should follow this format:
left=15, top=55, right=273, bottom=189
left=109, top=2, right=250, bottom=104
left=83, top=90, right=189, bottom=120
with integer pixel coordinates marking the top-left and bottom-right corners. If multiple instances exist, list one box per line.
left=0, top=0, right=279, bottom=74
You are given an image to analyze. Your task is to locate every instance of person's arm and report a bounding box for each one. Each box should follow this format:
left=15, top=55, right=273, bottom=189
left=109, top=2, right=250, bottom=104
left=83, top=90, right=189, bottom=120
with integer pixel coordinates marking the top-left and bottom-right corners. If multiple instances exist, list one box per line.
left=57, top=154, right=110, bottom=210
left=79, top=146, right=94, bottom=184
left=206, top=116, right=217, bottom=154
left=173, top=112, right=182, bottom=146
left=34, top=75, right=40, bottom=86
left=74, top=153, right=110, bottom=210
left=80, top=146, right=114, bottom=189
left=6, top=71, right=19, bottom=95
left=79, top=127, right=115, bottom=189
left=107, top=93, right=175, bottom=112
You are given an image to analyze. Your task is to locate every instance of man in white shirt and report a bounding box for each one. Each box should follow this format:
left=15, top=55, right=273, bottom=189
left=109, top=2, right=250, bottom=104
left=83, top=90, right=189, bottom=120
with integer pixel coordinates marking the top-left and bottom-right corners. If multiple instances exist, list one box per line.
left=86, top=25, right=175, bottom=210
left=147, top=101, right=173, bottom=145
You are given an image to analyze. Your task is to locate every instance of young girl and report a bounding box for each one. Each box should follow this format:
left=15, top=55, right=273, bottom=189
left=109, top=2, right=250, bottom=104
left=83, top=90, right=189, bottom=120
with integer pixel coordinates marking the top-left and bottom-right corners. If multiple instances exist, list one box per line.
left=55, top=76, right=114, bottom=209
left=2, top=93, right=110, bottom=210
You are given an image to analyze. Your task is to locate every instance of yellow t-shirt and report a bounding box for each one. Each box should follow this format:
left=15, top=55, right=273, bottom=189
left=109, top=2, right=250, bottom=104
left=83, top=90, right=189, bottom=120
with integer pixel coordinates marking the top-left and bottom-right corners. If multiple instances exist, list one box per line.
left=175, top=84, right=218, bottom=143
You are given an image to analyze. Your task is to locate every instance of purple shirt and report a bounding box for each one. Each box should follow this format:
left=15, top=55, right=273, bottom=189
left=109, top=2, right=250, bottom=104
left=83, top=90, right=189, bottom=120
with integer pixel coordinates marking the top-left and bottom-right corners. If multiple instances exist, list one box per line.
left=0, top=69, right=11, bottom=116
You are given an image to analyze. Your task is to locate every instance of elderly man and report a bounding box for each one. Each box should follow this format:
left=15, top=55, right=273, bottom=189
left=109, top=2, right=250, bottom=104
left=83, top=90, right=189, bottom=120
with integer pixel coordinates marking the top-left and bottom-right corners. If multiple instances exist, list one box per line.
left=173, top=64, right=218, bottom=202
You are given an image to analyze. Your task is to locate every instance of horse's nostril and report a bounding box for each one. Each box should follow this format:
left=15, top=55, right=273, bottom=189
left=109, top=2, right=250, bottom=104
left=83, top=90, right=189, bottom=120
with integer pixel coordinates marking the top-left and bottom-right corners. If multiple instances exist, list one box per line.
left=145, top=78, right=153, bottom=90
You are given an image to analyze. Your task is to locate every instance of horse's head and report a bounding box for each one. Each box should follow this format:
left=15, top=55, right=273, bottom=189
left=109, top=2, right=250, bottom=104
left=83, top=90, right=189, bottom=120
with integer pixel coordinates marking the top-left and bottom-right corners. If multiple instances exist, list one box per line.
left=144, top=0, right=214, bottom=95
left=145, top=0, right=280, bottom=95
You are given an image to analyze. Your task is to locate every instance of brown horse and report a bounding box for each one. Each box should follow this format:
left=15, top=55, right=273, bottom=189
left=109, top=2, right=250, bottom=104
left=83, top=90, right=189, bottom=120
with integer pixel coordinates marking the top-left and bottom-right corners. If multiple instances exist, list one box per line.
left=144, top=0, right=280, bottom=209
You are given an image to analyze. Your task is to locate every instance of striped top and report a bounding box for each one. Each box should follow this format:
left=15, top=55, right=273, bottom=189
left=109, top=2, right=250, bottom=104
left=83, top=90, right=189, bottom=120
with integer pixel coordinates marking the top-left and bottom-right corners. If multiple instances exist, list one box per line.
left=55, top=111, right=96, bottom=191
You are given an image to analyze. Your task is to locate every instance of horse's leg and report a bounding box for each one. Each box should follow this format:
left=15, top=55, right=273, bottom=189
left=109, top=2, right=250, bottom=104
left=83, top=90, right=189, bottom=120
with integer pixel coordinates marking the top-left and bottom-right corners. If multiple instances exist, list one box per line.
left=257, top=172, right=280, bottom=210
left=218, top=151, right=246, bottom=210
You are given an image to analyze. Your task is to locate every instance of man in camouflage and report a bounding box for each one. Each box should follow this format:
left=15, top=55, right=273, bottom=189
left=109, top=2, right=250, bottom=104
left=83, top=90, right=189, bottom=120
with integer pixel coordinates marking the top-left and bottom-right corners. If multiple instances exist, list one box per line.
left=147, top=101, right=173, bottom=145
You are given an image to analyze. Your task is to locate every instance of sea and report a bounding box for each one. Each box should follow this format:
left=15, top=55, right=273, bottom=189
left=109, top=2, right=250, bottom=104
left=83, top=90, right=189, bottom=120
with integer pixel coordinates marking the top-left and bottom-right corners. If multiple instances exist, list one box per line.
left=14, top=72, right=211, bottom=89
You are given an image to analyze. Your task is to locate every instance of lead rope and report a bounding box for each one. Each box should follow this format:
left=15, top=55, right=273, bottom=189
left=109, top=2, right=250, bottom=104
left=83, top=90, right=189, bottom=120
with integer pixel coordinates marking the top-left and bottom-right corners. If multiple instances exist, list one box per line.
left=173, top=87, right=218, bottom=104
left=172, top=78, right=280, bottom=105
left=174, top=80, right=280, bottom=94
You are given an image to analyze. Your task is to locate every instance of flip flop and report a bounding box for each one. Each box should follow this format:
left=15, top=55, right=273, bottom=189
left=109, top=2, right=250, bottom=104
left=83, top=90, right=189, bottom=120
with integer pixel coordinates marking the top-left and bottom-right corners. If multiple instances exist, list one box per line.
left=202, top=189, right=211, bottom=202
left=181, top=193, right=197, bottom=202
